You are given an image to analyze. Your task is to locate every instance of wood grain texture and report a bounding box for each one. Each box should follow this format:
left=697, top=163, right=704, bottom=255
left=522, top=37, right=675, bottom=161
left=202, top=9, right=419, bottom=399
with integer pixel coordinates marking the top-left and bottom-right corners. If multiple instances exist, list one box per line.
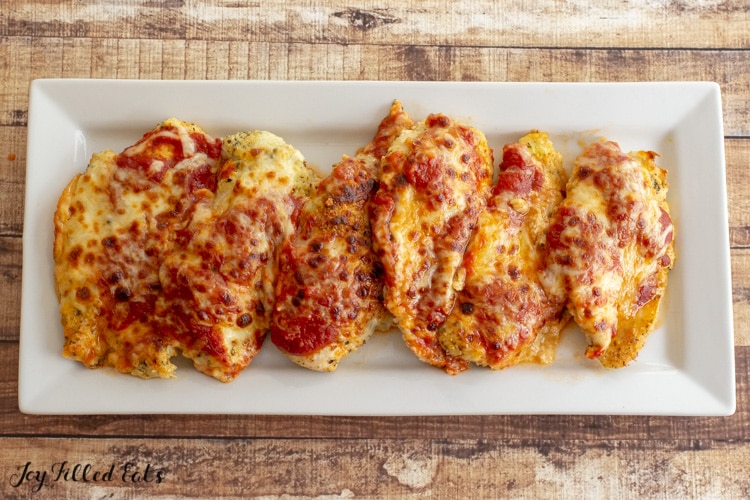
left=2, top=0, right=749, bottom=48
left=2, top=38, right=749, bottom=134
left=0, top=240, right=21, bottom=344
left=1, top=0, right=748, bottom=497
left=2, top=437, right=749, bottom=498
left=0, top=128, right=24, bottom=236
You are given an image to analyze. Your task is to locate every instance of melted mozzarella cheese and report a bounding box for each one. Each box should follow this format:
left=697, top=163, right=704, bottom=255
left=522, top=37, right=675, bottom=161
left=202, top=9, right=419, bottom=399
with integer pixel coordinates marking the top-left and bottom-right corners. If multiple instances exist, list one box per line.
left=158, top=130, right=319, bottom=381
left=370, top=113, right=494, bottom=374
left=55, top=119, right=223, bottom=379
left=542, top=141, right=675, bottom=366
left=439, top=131, right=568, bottom=370
left=271, top=101, right=413, bottom=372
left=55, top=120, right=319, bottom=381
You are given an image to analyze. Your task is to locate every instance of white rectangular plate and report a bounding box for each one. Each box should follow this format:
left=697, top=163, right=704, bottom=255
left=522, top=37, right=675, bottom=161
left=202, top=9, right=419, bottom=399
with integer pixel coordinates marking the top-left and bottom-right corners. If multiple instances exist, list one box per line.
left=20, top=80, right=735, bottom=415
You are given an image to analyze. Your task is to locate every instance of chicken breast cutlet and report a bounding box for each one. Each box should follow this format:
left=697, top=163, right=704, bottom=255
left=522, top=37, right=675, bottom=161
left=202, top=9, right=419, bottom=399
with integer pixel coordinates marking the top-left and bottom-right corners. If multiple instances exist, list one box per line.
left=542, top=140, right=675, bottom=367
left=370, top=113, right=494, bottom=374
left=271, top=101, right=414, bottom=371
left=439, top=132, right=569, bottom=369
left=54, top=118, right=223, bottom=379
left=158, top=130, right=319, bottom=381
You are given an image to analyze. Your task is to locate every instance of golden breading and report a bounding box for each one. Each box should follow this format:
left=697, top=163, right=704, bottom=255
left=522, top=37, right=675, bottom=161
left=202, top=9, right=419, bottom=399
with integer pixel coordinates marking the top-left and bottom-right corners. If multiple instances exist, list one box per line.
left=439, top=132, right=569, bottom=369
left=56, top=108, right=676, bottom=380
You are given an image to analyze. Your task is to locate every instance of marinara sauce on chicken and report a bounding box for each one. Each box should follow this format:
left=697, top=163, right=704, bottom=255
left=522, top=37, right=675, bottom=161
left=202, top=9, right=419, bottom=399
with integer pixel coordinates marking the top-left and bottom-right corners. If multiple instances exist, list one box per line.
left=158, top=130, right=318, bottom=381
left=370, top=113, right=494, bottom=374
left=541, top=140, right=675, bottom=368
left=54, top=119, right=318, bottom=381
left=271, top=101, right=414, bottom=371
left=439, top=131, right=569, bottom=370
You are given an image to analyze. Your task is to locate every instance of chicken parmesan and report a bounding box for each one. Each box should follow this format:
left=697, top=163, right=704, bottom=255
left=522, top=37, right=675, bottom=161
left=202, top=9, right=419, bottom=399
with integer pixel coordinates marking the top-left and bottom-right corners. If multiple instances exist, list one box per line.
left=542, top=140, right=675, bottom=368
left=271, top=101, right=414, bottom=371
left=54, top=119, right=318, bottom=381
left=439, top=132, right=569, bottom=369
left=55, top=118, right=223, bottom=379
left=370, top=113, right=494, bottom=374
left=158, top=130, right=319, bottom=381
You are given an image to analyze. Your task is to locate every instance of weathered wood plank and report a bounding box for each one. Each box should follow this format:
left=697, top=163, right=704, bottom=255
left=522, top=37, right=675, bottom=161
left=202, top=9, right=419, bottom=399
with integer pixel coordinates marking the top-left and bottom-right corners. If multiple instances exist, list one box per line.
left=0, top=342, right=747, bottom=440
left=0, top=129, right=24, bottom=238
left=1, top=436, right=749, bottom=498
left=2, top=0, right=748, bottom=49
left=728, top=140, right=750, bottom=347
left=2, top=38, right=750, bottom=134
left=729, top=140, right=750, bottom=240
left=0, top=240, right=21, bottom=344
left=731, top=251, right=750, bottom=347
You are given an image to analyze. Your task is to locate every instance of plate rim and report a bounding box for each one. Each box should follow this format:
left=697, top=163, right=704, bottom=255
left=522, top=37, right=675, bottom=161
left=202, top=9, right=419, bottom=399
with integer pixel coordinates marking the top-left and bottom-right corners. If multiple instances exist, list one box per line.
left=19, top=79, right=736, bottom=416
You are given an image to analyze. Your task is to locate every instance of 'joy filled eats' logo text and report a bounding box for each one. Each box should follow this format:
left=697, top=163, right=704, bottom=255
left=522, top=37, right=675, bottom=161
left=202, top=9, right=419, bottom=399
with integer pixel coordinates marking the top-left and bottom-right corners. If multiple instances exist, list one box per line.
left=9, top=461, right=166, bottom=493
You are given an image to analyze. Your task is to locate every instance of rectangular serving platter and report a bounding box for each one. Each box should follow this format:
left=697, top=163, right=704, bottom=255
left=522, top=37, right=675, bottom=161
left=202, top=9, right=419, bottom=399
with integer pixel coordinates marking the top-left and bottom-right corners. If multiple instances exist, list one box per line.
left=20, top=79, right=735, bottom=415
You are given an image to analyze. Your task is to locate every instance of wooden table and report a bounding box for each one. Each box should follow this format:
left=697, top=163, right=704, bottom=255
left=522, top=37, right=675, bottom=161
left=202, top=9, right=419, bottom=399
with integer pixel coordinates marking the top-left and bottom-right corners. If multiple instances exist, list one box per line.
left=2, top=1, right=749, bottom=497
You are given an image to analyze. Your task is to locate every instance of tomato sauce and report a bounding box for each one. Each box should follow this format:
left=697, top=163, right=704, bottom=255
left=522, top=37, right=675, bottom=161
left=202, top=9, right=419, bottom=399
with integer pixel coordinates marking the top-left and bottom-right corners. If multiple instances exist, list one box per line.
left=493, top=146, right=544, bottom=196
left=116, top=127, right=222, bottom=184
left=271, top=317, right=338, bottom=356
